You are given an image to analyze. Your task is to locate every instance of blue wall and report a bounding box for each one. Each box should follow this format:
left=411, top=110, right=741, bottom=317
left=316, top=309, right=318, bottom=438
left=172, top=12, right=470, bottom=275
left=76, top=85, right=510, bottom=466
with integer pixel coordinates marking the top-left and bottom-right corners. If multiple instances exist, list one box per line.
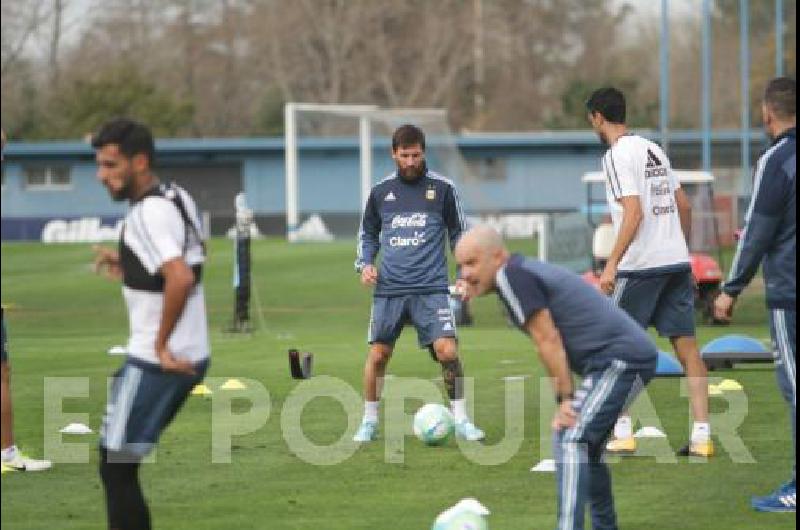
left=2, top=161, right=127, bottom=218
left=2, top=136, right=603, bottom=219
left=1, top=130, right=766, bottom=240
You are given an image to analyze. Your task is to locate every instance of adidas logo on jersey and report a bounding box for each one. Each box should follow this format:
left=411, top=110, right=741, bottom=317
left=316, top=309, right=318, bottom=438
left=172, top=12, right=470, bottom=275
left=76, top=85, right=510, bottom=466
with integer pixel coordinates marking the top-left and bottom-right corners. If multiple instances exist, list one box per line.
left=385, top=192, right=396, bottom=201
left=646, top=149, right=661, bottom=168
left=645, top=148, right=668, bottom=178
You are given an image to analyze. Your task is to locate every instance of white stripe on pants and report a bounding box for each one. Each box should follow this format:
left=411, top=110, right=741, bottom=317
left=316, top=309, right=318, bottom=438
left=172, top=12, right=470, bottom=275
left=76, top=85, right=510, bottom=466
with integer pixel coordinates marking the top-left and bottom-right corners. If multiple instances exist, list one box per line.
left=104, top=365, right=143, bottom=451
left=558, top=360, right=626, bottom=530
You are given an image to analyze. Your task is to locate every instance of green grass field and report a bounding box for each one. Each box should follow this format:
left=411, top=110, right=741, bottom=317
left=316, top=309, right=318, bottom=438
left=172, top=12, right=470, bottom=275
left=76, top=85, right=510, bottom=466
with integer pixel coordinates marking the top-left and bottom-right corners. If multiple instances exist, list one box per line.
left=0, top=239, right=794, bottom=529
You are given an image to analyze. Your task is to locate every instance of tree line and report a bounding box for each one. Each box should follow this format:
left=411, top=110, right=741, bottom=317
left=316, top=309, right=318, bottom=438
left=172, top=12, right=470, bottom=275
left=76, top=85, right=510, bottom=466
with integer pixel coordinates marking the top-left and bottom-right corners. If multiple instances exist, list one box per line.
left=1, top=0, right=795, bottom=140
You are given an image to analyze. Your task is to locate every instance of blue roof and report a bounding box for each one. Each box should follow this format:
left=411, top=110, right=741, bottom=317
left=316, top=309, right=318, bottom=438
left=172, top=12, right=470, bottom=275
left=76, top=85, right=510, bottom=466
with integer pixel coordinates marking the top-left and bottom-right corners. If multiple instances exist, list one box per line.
left=3, top=129, right=768, bottom=159
left=456, top=129, right=766, bottom=147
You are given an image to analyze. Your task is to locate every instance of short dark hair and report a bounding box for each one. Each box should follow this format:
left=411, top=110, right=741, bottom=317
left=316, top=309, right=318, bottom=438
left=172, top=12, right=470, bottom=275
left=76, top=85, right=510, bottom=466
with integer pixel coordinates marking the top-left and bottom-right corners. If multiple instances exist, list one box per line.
left=586, top=87, right=626, bottom=124
left=392, top=124, right=425, bottom=151
left=91, top=118, right=155, bottom=165
left=764, top=77, right=796, bottom=120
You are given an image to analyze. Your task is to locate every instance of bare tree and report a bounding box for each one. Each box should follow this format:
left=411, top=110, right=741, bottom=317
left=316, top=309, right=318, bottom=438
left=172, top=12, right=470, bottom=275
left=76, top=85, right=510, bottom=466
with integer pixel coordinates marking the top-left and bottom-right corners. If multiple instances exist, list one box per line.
left=2, top=0, right=795, bottom=138
left=1, top=0, right=48, bottom=75
left=47, top=0, right=66, bottom=87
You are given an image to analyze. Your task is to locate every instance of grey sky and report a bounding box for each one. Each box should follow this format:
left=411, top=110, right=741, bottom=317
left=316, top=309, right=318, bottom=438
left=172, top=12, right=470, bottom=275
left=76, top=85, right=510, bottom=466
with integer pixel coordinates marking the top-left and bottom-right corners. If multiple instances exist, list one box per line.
left=16, top=0, right=700, bottom=62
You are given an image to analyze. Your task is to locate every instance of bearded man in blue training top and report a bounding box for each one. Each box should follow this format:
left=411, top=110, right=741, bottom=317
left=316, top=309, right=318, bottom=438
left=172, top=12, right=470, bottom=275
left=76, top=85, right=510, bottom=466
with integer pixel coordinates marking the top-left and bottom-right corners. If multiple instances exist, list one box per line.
left=353, top=124, right=484, bottom=443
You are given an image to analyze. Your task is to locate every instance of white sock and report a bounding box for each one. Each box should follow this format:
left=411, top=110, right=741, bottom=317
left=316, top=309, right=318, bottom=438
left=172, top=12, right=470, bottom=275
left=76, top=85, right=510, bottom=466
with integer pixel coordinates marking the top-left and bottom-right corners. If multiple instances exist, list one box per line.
left=1, top=445, right=18, bottom=462
left=451, top=398, right=468, bottom=423
left=614, top=416, right=633, bottom=439
left=691, top=421, right=711, bottom=444
left=363, top=401, right=379, bottom=423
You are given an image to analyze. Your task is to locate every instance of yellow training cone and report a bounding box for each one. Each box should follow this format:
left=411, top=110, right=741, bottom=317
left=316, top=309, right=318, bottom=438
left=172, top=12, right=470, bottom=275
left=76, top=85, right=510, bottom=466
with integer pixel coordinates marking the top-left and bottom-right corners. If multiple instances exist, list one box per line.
left=718, top=379, right=744, bottom=391
left=191, top=384, right=213, bottom=396
left=220, top=378, right=247, bottom=390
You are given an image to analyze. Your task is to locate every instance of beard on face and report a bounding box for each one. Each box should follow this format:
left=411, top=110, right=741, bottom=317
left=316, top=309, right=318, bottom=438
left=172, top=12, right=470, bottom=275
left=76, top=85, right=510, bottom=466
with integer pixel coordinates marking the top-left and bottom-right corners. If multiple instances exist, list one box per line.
left=108, top=176, right=133, bottom=202
left=397, top=160, right=427, bottom=181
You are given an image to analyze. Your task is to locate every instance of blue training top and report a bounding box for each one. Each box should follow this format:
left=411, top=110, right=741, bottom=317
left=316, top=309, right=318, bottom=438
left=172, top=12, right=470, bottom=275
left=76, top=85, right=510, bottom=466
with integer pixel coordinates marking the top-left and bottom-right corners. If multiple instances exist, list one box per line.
left=495, top=254, right=658, bottom=375
left=355, top=170, right=466, bottom=297
left=724, top=127, right=796, bottom=311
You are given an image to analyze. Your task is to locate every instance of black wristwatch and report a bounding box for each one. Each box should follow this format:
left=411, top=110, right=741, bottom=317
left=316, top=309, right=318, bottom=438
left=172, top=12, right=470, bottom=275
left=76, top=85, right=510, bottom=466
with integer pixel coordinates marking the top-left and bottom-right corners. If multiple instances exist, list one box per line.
left=556, top=392, right=574, bottom=404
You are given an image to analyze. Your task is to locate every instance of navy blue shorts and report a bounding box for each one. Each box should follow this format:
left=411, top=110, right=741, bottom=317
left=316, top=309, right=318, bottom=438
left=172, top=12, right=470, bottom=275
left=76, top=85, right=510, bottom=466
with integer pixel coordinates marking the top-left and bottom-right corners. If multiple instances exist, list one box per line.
left=612, top=270, right=696, bottom=338
left=368, top=293, right=456, bottom=348
left=100, top=357, right=209, bottom=460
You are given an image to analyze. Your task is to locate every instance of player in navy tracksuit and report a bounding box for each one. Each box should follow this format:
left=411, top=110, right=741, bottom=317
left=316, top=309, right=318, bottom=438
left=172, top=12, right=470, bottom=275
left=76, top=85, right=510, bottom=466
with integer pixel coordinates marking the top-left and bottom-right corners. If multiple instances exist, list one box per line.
left=456, top=225, right=658, bottom=530
left=715, top=77, right=796, bottom=513
left=353, top=124, right=484, bottom=442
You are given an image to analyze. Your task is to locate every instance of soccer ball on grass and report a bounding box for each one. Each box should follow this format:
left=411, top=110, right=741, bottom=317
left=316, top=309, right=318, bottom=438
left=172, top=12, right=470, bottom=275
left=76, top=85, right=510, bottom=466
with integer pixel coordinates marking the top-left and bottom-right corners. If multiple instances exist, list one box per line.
left=413, top=403, right=455, bottom=445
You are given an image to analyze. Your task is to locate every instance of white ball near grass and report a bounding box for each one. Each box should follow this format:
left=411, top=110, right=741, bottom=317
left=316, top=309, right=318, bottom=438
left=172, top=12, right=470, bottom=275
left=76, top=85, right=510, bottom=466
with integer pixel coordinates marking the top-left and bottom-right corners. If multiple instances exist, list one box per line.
left=413, top=403, right=455, bottom=446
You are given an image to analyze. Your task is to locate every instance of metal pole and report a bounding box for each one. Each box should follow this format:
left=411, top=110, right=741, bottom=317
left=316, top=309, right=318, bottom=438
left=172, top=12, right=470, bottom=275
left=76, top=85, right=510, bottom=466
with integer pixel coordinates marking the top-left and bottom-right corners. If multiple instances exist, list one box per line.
left=776, top=0, right=784, bottom=76
left=702, top=0, right=712, bottom=173
left=473, top=0, right=485, bottom=119
left=740, top=0, right=751, bottom=194
left=659, top=0, right=670, bottom=154
left=284, top=103, right=298, bottom=241
left=359, top=115, right=372, bottom=212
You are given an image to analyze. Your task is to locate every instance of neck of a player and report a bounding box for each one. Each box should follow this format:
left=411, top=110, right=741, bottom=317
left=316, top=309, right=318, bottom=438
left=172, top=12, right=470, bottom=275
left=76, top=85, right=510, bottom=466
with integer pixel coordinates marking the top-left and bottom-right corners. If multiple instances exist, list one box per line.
left=770, top=120, right=796, bottom=140
left=130, top=172, right=159, bottom=202
left=605, top=125, right=628, bottom=146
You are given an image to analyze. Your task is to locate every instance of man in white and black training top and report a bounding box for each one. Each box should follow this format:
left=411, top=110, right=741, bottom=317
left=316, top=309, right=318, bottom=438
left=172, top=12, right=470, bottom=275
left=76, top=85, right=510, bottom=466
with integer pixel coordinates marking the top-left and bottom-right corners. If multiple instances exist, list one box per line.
left=92, top=118, right=210, bottom=530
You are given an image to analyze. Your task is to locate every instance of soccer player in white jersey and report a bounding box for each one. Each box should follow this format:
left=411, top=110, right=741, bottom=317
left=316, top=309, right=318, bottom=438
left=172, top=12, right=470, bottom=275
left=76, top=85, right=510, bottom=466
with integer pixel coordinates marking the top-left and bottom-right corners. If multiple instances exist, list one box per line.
left=586, top=88, right=712, bottom=457
left=92, top=119, right=210, bottom=529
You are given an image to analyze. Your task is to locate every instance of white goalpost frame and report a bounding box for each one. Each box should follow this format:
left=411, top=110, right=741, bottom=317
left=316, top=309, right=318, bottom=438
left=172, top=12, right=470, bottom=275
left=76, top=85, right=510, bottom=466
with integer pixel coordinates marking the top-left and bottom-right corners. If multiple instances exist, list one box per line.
left=537, top=215, right=548, bottom=262
left=285, top=103, right=377, bottom=242
left=284, top=103, right=450, bottom=242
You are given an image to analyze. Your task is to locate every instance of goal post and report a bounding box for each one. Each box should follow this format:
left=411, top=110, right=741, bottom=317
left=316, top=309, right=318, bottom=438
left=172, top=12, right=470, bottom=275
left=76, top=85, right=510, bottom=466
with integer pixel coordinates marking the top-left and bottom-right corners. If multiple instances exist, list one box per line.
left=284, top=103, right=377, bottom=242
left=284, top=103, right=460, bottom=242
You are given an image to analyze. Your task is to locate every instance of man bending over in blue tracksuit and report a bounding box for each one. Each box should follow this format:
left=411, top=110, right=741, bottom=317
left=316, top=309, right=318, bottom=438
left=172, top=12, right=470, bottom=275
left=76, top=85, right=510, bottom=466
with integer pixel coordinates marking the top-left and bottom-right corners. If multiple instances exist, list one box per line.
left=456, top=225, right=658, bottom=530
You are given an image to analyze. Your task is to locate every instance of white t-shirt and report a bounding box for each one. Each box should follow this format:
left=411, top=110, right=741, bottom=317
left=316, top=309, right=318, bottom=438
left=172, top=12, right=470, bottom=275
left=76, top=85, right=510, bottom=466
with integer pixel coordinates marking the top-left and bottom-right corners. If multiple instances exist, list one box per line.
left=601, top=134, right=689, bottom=272
left=121, top=186, right=210, bottom=364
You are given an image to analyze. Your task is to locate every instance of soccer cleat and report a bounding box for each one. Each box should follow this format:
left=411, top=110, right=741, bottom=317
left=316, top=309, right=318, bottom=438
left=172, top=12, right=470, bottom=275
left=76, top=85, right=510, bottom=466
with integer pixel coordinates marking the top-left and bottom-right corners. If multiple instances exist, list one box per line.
left=1, top=452, right=52, bottom=472
left=676, top=440, right=715, bottom=457
left=1, top=463, right=14, bottom=475
left=605, top=436, right=637, bottom=455
left=352, top=420, right=378, bottom=442
left=752, top=480, right=796, bottom=513
left=454, top=420, right=485, bottom=442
